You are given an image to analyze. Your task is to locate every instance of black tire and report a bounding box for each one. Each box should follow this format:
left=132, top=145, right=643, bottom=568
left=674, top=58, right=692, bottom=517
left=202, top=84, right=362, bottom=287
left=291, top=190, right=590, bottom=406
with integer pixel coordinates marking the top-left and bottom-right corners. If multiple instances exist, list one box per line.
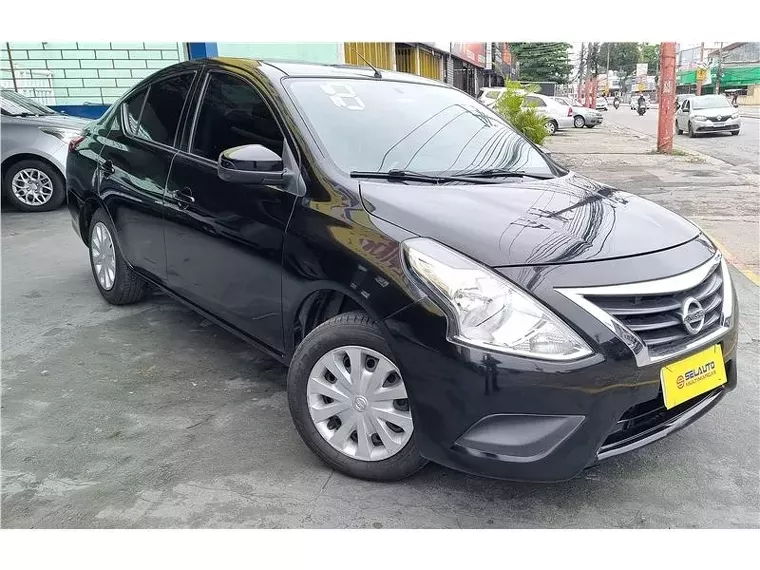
left=287, top=311, right=427, bottom=481
left=88, top=208, right=147, bottom=305
left=2, top=159, right=65, bottom=212
left=688, top=122, right=696, bottom=138
left=546, top=120, right=558, bottom=135
left=676, top=120, right=683, bottom=135
left=574, top=115, right=585, bottom=128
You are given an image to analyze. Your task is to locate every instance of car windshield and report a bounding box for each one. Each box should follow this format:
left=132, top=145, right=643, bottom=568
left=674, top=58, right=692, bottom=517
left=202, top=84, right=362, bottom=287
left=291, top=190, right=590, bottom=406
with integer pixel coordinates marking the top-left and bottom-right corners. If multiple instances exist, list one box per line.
left=0, top=90, right=57, bottom=116
left=285, top=78, right=557, bottom=178
left=692, top=95, right=732, bottom=110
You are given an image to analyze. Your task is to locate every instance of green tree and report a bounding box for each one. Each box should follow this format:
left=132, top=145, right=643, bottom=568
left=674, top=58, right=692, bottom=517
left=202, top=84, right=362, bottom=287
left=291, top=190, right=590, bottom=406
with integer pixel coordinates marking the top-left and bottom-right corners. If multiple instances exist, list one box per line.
left=510, top=43, right=572, bottom=84
left=492, top=81, right=549, bottom=145
left=639, top=43, right=660, bottom=81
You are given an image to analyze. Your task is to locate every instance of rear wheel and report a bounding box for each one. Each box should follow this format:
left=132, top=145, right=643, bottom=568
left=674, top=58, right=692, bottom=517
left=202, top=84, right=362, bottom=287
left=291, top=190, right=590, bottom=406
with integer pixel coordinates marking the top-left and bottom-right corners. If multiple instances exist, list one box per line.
left=2, top=159, right=65, bottom=212
left=545, top=120, right=558, bottom=135
left=573, top=115, right=585, bottom=128
left=88, top=209, right=148, bottom=305
left=287, top=312, right=426, bottom=481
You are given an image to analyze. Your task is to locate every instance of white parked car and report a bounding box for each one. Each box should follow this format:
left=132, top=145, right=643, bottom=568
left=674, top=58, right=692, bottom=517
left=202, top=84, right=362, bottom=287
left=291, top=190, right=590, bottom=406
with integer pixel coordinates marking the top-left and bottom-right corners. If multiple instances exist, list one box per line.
left=675, top=94, right=741, bottom=137
left=477, top=88, right=574, bottom=134
left=554, top=96, right=604, bottom=128
left=596, top=97, right=609, bottom=111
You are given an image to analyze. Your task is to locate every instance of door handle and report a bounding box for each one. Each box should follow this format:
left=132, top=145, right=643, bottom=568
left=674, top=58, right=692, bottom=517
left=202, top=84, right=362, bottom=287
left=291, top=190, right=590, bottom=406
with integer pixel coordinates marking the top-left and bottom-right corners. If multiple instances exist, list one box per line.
left=100, top=159, right=115, bottom=176
left=172, top=187, right=195, bottom=209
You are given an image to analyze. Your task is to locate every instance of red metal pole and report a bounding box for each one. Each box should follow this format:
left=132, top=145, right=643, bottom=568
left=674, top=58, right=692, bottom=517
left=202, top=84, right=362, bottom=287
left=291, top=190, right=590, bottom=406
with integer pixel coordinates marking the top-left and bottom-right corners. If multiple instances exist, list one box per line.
left=657, top=42, right=677, bottom=153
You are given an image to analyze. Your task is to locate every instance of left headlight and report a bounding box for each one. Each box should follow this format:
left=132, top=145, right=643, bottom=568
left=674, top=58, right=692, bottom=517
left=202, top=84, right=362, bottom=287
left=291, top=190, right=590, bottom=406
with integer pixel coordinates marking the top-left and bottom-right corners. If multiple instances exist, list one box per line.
left=731, top=112, right=740, bottom=119
left=402, top=238, right=593, bottom=361
left=693, top=115, right=707, bottom=121
left=39, top=127, right=82, bottom=144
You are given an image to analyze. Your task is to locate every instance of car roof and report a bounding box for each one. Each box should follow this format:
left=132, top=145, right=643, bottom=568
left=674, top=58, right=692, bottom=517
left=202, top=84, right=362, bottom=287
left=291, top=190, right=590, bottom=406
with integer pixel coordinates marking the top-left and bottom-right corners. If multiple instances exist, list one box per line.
left=187, top=57, right=446, bottom=87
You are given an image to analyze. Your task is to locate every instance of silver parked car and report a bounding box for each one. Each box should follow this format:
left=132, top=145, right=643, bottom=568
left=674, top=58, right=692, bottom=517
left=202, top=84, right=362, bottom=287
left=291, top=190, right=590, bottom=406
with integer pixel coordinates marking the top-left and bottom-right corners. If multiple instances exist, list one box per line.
left=675, top=94, right=741, bottom=137
left=1, top=89, right=90, bottom=211
left=554, top=96, right=603, bottom=128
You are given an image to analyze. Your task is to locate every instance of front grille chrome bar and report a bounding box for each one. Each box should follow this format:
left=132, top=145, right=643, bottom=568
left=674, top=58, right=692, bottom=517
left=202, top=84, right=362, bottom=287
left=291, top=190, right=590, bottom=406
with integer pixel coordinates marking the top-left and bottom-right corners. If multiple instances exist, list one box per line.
left=556, top=252, right=734, bottom=367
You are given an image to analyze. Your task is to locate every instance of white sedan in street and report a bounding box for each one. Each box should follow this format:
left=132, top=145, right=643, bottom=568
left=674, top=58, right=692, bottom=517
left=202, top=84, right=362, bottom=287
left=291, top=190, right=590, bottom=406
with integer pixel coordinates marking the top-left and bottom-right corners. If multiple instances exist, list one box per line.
left=675, top=94, right=741, bottom=137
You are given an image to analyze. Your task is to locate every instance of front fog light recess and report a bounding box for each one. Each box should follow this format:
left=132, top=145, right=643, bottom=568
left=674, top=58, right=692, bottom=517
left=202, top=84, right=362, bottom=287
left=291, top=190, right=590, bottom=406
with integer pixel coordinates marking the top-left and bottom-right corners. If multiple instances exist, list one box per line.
left=402, top=238, right=593, bottom=360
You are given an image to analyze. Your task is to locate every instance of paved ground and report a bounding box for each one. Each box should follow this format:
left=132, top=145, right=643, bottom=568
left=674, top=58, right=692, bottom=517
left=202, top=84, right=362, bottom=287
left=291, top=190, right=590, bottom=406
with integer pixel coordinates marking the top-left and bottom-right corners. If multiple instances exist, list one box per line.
left=2, top=123, right=759, bottom=528
left=602, top=106, right=759, bottom=172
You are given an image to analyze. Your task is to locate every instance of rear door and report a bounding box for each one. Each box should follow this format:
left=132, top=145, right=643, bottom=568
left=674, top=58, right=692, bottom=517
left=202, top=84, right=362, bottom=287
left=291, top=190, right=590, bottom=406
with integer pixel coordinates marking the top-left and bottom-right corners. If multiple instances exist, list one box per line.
left=162, top=68, right=300, bottom=352
left=97, top=71, right=197, bottom=283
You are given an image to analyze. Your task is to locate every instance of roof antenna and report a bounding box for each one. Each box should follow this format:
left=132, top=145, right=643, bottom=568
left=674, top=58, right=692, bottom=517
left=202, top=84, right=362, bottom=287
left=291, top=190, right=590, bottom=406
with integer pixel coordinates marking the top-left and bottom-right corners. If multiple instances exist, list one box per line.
left=351, top=47, right=382, bottom=79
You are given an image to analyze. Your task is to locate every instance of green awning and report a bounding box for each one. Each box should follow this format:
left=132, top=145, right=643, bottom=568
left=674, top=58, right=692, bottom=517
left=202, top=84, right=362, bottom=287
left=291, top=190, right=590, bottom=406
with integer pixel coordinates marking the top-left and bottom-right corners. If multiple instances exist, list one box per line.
left=678, top=65, right=760, bottom=87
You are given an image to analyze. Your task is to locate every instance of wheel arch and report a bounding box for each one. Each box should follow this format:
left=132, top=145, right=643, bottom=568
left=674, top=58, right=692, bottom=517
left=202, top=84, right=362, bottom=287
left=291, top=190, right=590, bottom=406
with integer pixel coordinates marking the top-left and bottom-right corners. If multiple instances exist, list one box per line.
left=2, top=153, right=65, bottom=184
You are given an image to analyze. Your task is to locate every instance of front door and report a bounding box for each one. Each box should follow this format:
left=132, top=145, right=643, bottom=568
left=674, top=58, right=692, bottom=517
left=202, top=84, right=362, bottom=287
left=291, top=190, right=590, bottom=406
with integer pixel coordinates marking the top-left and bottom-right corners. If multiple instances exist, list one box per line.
left=97, top=72, right=196, bottom=283
left=677, top=98, right=691, bottom=131
left=163, top=70, right=299, bottom=353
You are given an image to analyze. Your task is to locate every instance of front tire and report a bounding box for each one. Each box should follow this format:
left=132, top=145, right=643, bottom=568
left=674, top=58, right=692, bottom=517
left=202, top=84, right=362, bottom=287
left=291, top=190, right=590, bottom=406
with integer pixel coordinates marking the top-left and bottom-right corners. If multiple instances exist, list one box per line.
left=573, top=115, right=585, bottom=128
left=2, top=159, right=65, bottom=212
left=676, top=120, right=683, bottom=135
left=287, top=312, right=427, bottom=481
left=688, top=121, right=696, bottom=138
left=88, top=209, right=147, bottom=305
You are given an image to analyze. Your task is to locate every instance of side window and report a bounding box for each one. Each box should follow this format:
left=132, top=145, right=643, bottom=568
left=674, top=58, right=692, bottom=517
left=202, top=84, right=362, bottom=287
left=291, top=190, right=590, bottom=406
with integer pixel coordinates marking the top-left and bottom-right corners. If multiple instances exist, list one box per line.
left=486, top=91, right=498, bottom=100
left=682, top=100, right=690, bottom=112
left=190, top=73, right=284, bottom=161
left=127, top=73, right=195, bottom=146
left=524, top=96, right=546, bottom=107
left=123, top=88, right=147, bottom=137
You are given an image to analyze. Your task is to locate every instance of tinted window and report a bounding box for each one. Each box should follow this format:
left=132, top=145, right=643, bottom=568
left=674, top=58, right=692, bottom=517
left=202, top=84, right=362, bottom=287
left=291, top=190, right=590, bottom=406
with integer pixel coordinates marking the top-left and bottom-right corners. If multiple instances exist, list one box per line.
left=285, top=78, right=554, bottom=177
left=191, top=73, right=283, bottom=161
left=524, top=96, right=546, bottom=107
left=130, top=73, right=195, bottom=146
left=123, top=88, right=147, bottom=136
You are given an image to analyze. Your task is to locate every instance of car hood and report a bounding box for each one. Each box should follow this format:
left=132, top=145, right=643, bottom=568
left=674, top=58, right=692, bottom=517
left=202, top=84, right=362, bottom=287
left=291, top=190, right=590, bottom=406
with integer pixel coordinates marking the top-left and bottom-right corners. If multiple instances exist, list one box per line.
left=12, top=114, right=91, bottom=130
left=359, top=172, right=700, bottom=267
left=692, top=106, right=736, bottom=118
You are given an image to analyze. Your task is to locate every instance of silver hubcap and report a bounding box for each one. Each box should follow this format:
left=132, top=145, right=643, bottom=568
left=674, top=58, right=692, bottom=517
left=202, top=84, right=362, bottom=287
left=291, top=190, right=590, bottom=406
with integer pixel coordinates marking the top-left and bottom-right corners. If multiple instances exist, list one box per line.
left=574, top=117, right=584, bottom=127
left=307, top=346, right=413, bottom=462
left=90, top=222, right=116, bottom=291
left=546, top=122, right=556, bottom=134
left=11, top=168, right=54, bottom=206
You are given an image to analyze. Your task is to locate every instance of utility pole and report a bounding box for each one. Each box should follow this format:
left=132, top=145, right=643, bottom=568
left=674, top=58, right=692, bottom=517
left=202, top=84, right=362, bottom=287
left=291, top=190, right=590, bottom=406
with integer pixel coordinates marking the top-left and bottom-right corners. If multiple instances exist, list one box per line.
left=696, top=42, right=705, bottom=95
left=715, top=42, right=723, bottom=94
left=577, top=43, right=585, bottom=101
left=657, top=42, right=677, bottom=154
left=605, top=43, right=611, bottom=96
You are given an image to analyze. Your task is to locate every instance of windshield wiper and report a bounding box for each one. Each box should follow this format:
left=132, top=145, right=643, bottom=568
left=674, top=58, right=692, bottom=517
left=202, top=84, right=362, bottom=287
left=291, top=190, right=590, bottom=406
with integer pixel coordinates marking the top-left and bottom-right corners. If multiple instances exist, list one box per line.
left=350, top=169, right=503, bottom=184
left=462, top=169, right=555, bottom=180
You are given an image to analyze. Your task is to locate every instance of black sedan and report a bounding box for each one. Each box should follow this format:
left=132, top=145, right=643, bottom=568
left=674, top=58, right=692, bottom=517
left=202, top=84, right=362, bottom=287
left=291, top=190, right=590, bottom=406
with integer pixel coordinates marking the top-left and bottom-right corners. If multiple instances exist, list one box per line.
left=66, top=58, right=738, bottom=482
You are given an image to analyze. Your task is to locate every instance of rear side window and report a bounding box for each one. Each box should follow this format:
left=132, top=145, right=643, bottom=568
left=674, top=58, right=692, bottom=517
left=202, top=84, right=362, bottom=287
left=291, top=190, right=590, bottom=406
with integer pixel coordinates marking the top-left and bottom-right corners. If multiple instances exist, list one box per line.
left=124, top=89, right=147, bottom=136
left=485, top=91, right=499, bottom=100
left=190, top=72, right=283, bottom=161
left=524, top=96, right=546, bottom=107
left=125, top=73, right=195, bottom=147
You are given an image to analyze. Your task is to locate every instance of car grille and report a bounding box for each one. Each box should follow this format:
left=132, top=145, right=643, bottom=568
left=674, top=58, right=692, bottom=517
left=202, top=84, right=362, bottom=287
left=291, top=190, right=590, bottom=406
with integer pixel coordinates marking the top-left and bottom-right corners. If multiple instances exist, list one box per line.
left=600, top=384, right=725, bottom=450
left=583, top=261, right=723, bottom=358
left=706, top=115, right=732, bottom=122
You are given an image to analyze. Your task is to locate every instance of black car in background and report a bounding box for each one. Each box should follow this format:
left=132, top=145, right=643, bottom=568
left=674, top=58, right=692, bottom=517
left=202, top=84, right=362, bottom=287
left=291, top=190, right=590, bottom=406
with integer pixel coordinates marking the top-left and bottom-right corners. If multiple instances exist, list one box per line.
left=66, top=58, right=738, bottom=482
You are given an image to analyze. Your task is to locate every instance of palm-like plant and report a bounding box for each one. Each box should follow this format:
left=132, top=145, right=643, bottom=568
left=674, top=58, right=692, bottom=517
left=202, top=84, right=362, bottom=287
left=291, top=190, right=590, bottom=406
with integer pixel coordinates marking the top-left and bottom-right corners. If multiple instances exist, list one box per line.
left=491, top=81, right=549, bottom=145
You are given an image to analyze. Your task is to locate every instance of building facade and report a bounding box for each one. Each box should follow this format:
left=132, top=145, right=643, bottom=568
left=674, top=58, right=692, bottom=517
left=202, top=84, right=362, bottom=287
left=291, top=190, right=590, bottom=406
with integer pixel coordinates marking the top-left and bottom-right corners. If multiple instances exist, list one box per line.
left=676, top=42, right=760, bottom=103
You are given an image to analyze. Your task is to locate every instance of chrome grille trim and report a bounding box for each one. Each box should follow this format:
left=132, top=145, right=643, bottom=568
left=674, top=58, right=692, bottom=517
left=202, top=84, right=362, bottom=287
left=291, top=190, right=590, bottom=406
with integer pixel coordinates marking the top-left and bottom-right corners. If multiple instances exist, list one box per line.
left=557, top=253, right=734, bottom=367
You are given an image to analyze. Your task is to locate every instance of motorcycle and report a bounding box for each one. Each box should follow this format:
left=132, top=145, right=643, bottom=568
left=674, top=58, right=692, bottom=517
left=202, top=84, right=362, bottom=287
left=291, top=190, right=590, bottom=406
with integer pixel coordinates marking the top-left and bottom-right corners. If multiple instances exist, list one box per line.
left=613, top=98, right=620, bottom=110
left=637, top=101, right=647, bottom=116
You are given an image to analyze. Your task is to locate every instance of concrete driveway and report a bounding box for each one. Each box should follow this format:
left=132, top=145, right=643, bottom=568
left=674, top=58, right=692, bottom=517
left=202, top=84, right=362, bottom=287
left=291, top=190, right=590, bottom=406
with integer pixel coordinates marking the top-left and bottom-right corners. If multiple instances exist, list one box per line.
left=2, top=208, right=758, bottom=528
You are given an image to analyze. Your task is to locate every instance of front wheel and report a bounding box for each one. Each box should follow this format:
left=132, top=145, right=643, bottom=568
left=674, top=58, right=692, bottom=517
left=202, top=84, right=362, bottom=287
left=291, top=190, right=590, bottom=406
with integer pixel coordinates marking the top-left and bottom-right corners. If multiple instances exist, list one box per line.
left=287, top=312, right=427, bottom=481
left=2, top=159, right=65, bottom=212
left=676, top=120, right=683, bottom=135
left=688, top=122, right=696, bottom=138
left=545, top=120, right=558, bottom=135
left=574, top=115, right=585, bottom=128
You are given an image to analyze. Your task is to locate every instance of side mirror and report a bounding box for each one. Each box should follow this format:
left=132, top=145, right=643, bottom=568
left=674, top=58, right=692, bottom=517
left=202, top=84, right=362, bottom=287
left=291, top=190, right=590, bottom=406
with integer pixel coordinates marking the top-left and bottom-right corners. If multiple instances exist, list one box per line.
left=217, top=144, right=288, bottom=185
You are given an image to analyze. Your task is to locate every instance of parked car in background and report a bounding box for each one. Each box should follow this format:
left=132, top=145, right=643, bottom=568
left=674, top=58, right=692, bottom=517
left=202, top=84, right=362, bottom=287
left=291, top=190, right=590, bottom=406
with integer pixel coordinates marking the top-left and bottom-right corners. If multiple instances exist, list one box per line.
left=630, top=94, right=651, bottom=110
left=476, top=88, right=573, bottom=135
left=554, top=96, right=603, bottom=128
left=522, top=93, right=574, bottom=134
left=67, top=59, right=738, bottom=483
left=1, top=89, right=90, bottom=212
left=596, top=97, right=609, bottom=111
left=676, top=94, right=741, bottom=137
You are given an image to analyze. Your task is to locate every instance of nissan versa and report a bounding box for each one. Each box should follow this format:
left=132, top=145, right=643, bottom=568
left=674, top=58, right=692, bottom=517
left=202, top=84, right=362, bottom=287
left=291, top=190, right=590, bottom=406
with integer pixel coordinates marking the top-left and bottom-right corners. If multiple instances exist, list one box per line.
left=66, top=59, right=738, bottom=482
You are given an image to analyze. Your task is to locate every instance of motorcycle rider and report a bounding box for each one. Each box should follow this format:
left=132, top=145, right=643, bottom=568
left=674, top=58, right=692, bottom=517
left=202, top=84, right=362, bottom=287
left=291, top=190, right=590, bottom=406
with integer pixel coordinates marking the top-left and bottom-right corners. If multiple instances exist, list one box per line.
left=637, top=94, right=646, bottom=109
left=613, top=95, right=621, bottom=109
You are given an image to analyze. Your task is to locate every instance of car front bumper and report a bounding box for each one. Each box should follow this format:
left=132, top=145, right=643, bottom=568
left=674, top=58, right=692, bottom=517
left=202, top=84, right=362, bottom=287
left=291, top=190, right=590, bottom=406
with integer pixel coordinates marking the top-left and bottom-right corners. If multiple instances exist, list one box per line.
left=692, top=117, right=741, bottom=132
left=383, top=241, right=738, bottom=481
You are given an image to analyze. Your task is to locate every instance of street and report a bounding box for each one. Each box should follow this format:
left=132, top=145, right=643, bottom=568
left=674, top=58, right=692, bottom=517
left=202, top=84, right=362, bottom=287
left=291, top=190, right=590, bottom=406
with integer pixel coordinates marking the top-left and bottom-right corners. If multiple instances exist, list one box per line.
left=2, top=117, right=759, bottom=529
left=603, top=106, right=760, bottom=172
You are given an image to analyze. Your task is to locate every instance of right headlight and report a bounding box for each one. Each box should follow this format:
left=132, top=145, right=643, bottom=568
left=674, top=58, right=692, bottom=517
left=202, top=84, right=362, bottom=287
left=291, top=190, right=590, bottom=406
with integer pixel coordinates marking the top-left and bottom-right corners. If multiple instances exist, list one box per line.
left=402, top=238, right=593, bottom=361
left=693, top=115, right=707, bottom=121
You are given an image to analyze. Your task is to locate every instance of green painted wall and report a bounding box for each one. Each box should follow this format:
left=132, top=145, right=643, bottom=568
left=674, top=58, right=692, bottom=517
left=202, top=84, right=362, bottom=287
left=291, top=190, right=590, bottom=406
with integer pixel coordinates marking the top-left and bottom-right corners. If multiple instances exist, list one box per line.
left=217, top=43, right=342, bottom=64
